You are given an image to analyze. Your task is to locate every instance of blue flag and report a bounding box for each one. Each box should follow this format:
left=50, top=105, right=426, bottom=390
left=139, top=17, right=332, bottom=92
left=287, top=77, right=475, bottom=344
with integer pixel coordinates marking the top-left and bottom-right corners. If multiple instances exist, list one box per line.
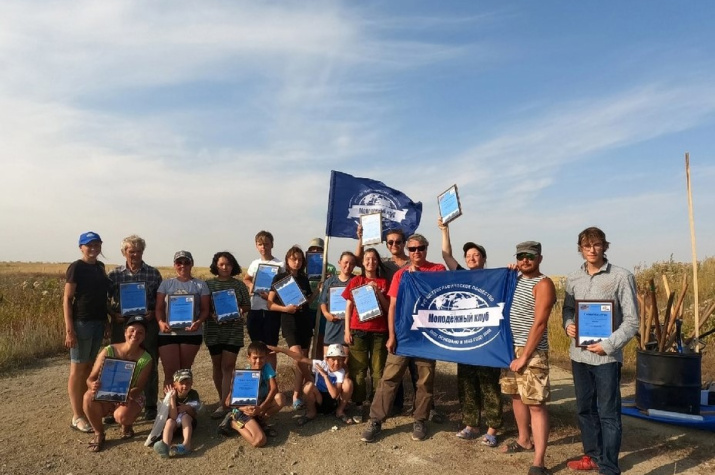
left=395, top=268, right=517, bottom=368
left=325, top=170, right=422, bottom=239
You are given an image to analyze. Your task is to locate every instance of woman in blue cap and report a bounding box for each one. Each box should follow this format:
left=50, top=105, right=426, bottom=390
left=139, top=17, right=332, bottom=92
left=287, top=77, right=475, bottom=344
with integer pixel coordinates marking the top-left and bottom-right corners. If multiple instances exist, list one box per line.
left=64, top=231, right=111, bottom=434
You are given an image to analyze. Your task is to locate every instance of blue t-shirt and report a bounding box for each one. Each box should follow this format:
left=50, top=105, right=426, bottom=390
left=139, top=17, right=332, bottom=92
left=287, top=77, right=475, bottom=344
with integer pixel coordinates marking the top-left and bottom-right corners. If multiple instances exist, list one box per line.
left=251, top=364, right=276, bottom=400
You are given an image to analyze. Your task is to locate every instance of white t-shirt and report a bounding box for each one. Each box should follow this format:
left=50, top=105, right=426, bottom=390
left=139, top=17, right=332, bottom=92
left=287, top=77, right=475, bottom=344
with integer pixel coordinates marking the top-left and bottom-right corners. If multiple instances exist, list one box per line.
left=312, top=359, right=345, bottom=394
left=247, top=257, right=284, bottom=311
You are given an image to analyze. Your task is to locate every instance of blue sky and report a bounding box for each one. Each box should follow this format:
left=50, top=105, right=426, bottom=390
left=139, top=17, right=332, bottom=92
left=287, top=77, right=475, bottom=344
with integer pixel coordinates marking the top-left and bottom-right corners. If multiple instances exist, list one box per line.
left=1, top=1, right=713, bottom=275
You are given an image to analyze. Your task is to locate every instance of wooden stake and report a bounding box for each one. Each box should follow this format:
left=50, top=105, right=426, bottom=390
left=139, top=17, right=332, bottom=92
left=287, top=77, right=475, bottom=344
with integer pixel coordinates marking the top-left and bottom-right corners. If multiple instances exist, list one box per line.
left=659, top=291, right=677, bottom=352
left=649, top=279, right=662, bottom=345
left=685, top=153, right=701, bottom=350
left=637, top=292, right=646, bottom=349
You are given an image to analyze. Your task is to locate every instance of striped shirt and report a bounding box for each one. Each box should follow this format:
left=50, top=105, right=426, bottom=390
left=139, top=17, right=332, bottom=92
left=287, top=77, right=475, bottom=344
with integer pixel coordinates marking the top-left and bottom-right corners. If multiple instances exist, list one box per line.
left=204, top=278, right=250, bottom=348
left=510, top=274, right=549, bottom=351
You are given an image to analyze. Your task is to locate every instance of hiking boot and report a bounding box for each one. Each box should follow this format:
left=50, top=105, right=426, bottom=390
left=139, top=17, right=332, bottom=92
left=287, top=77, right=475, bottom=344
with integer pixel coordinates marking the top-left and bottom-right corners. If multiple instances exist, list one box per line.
left=412, top=420, right=427, bottom=441
left=361, top=420, right=381, bottom=442
left=567, top=456, right=599, bottom=471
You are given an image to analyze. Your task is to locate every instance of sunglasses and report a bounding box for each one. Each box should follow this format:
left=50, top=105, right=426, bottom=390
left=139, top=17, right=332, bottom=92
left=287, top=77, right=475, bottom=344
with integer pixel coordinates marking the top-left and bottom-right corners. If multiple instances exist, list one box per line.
left=175, top=260, right=192, bottom=266
left=516, top=253, right=537, bottom=261
left=407, top=245, right=427, bottom=253
left=386, top=240, right=403, bottom=246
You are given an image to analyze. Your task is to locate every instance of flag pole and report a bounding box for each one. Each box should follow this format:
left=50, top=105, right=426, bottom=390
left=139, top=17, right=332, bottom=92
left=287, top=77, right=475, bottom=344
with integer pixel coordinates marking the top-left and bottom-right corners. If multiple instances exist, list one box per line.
left=685, top=153, right=700, bottom=351
left=310, top=235, right=330, bottom=359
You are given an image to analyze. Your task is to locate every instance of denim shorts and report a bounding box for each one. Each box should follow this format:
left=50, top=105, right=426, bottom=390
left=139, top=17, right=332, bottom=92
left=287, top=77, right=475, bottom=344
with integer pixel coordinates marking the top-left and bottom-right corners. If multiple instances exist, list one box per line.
left=70, top=320, right=105, bottom=363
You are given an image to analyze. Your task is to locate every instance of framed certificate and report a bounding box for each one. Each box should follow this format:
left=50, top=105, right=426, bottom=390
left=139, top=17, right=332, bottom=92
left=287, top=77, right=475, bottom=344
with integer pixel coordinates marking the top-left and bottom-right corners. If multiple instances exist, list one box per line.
left=352, top=284, right=381, bottom=322
left=212, top=289, right=240, bottom=323
left=273, top=275, right=307, bottom=307
left=438, top=184, right=462, bottom=225
left=360, top=212, right=382, bottom=246
left=230, top=369, right=261, bottom=406
left=306, top=252, right=323, bottom=281
left=94, top=358, right=136, bottom=403
left=575, top=300, right=615, bottom=347
left=253, top=264, right=280, bottom=294
left=167, top=294, right=195, bottom=328
left=119, top=282, right=147, bottom=317
left=328, top=287, right=347, bottom=319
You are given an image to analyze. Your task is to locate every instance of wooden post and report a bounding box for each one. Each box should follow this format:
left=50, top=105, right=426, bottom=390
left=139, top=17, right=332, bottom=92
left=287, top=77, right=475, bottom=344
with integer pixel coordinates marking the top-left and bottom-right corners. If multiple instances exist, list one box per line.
left=685, top=153, right=701, bottom=351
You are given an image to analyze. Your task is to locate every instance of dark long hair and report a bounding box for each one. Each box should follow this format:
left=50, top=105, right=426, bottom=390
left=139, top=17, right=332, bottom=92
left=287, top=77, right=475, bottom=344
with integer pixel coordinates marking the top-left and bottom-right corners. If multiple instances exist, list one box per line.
left=209, top=251, right=241, bottom=276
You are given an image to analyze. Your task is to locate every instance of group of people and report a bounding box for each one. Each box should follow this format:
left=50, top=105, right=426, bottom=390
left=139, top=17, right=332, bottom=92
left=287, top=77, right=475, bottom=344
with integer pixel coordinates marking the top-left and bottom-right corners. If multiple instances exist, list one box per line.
left=62, top=223, right=638, bottom=475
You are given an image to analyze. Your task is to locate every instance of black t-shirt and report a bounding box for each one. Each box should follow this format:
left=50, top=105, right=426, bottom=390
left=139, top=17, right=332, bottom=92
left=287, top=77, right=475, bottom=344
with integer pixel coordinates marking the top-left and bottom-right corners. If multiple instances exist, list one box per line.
left=66, top=259, right=110, bottom=322
left=272, top=272, right=312, bottom=318
left=382, top=258, right=408, bottom=287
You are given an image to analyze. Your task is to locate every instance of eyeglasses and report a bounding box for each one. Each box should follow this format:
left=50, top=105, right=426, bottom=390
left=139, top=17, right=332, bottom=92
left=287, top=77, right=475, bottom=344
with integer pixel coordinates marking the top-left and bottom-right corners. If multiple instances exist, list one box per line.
left=175, top=260, right=192, bottom=266
left=581, top=243, right=604, bottom=251
left=407, top=245, right=427, bottom=253
left=516, top=253, right=537, bottom=261
left=386, top=240, right=403, bottom=246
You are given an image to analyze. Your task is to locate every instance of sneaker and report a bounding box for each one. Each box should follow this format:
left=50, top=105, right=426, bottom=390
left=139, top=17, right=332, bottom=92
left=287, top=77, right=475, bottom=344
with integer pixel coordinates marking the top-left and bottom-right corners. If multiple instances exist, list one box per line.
left=566, top=455, right=599, bottom=471
left=361, top=420, right=382, bottom=442
left=153, top=440, right=169, bottom=458
left=217, top=412, right=234, bottom=436
left=144, top=407, right=158, bottom=421
left=412, top=420, right=427, bottom=441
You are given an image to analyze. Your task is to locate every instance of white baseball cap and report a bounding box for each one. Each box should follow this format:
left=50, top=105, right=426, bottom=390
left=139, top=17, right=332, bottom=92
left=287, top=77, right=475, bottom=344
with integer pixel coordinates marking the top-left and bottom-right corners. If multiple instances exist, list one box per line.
left=325, top=344, right=347, bottom=358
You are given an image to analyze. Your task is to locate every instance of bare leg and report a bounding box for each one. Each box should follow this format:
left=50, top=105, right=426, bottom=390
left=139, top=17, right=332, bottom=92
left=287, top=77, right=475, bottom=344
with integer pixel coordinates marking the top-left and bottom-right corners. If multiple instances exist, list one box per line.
left=159, top=344, right=180, bottom=388
left=529, top=404, right=549, bottom=467
left=336, top=377, right=353, bottom=417
left=162, top=419, right=177, bottom=445
left=506, top=395, right=534, bottom=450
left=234, top=418, right=266, bottom=448
left=210, top=354, right=223, bottom=401
left=290, top=345, right=305, bottom=403
left=180, top=414, right=194, bottom=450
left=69, top=362, right=92, bottom=420
left=220, top=350, right=239, bottom=409
left=302, top=382, right=320, bottom=419
left=178, top=343, right=201, bottom=369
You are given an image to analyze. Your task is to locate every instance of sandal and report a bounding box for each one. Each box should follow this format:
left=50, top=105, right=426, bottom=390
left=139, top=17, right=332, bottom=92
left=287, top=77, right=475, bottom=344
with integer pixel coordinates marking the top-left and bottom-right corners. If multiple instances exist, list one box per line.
left=211, top=406, right=228, bottom=420
left=456, top=427, right=479, bottom=440
left=292, top=399, right=305, bottom=410
left=336, top=413, right=354, bottom=425
left=71, top=416, right=93, bottom=433
left=500, top=440, right=534, bottom=453
left=481, top=434, right=498, bottom=447
left=296, top=415, right=316, bottom=426
left=119, top=426, right=135, bottom=440
left=88, top=433, right=105, bottom=453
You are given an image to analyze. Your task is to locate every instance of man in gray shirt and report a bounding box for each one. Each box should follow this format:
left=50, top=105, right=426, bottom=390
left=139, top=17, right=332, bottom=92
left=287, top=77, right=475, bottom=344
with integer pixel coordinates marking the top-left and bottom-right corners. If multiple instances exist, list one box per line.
left=562, top=227, right=638, bottom=475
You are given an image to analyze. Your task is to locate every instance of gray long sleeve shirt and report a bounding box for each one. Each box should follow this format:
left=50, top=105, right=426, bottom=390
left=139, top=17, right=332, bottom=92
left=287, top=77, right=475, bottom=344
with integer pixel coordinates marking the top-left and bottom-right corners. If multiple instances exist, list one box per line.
left=562, top=260, right=639, bottom=365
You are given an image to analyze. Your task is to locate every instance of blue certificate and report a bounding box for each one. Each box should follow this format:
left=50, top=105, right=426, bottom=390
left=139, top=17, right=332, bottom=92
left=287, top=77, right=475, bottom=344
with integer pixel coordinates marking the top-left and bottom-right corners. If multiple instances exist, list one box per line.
left=329, top=287, right=347, bottom=319
left=212, top=289, right=240, bottom=323
left=167, top=294, right=195, bottom=328
left=352, top=284, right=381, bottom=322
left=274, top=275, right=307, bottom=307
left=438, top=184, right=462, bottom=225
left=253, top=264, right=280, bottom=294
left=306, top=252, right=323, bottom=281
left=230, top=369, right=261, bottom=406
left=360, top=212, right=382, bottom=246
left=95, top=358, right=136, bottom=403
left=576, top=300, right=615, bottom=347
left=119, top=282, right=147, bottom=317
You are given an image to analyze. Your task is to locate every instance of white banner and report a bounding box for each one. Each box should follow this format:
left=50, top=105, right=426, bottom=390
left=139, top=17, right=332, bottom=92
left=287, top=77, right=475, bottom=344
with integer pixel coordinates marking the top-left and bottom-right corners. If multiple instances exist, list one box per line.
left=411, top=303, right=505, bottom=330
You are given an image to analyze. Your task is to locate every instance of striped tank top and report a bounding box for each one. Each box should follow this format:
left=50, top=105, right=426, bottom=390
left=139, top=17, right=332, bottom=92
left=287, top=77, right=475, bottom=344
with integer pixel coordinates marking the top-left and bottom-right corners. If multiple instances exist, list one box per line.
left=510, top=274, right=549, bottom=351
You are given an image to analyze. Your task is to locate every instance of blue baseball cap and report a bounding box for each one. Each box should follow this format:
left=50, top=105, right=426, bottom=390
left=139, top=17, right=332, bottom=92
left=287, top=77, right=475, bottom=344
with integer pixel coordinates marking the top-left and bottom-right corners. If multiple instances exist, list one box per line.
left=78, top=231, right=102, bottom=246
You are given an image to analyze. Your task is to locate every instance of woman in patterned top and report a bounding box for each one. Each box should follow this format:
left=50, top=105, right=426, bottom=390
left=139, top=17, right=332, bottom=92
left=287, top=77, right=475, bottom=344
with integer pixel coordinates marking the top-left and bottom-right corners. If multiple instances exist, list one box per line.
left=205, top=251, right=250, bottom=419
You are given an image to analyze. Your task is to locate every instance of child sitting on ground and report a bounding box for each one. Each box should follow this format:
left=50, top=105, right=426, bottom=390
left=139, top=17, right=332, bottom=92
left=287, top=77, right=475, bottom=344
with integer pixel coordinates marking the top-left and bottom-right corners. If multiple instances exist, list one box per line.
left=153, top=369, right=201, bottom=458
left=218, top=341, right=287, bottom=447
left=269, top=343, right=353, bottom=425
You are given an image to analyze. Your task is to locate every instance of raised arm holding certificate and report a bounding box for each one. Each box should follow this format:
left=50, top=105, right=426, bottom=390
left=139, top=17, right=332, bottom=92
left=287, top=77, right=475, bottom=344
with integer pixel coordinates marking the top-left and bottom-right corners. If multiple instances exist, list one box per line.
left=575, top=300, right=615, bottom=347
left=94, top=358, right=136, bottom=403
left=212, top=289, right=240, bottom=323
left=438, top=184, right=462, bottom=225
left=119, top=282, right=147, bottom=317
left=274, top=275, right=308, bottom=307
left=253, top=264, right=280, bottom=294
left=167, top=294, right=195, bottom=328
left=329, top=287, right=347, bottom=319
left=352, top=284, right=381, bottom=322
left=306, top=252, right=323, bottom=281
left=360, top=212, right=383, bottom=246
left=230, top=369, right=261, bottom=406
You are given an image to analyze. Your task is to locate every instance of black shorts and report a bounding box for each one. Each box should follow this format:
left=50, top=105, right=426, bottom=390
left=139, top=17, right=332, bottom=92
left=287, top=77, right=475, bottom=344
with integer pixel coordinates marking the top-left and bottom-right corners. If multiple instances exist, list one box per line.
left=207, top=344, right=242, bottom=356
left=317, top=391, right=339, bottom=414
left=246, top=310, right=282, bottom=346
left=157, top=334, right=203, bottom=347
left=281, top=312, right=313, bottom=349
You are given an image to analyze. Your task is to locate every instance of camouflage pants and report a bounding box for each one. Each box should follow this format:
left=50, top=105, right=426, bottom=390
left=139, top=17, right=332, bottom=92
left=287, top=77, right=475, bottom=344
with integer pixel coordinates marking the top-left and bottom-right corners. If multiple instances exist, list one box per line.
left=457, top=363, right=503, bottom=429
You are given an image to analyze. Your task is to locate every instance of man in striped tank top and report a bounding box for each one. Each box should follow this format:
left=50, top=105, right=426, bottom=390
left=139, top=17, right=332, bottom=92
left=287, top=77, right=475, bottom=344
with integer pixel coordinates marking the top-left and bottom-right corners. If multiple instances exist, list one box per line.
left=499, top=241, right=556, bottom=475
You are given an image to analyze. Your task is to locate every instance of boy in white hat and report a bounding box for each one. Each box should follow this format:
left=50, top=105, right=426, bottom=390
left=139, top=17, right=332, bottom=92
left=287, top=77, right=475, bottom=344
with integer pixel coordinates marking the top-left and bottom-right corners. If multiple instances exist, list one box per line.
left=270, top=343, right=353, bottom=425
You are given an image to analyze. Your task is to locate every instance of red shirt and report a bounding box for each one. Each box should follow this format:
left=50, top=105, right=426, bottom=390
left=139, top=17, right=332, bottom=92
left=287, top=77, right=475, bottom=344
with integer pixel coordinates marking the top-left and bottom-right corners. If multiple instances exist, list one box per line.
left=388, top=261, right=446, bottom=298
left=342, top=275, right=389, bottom=333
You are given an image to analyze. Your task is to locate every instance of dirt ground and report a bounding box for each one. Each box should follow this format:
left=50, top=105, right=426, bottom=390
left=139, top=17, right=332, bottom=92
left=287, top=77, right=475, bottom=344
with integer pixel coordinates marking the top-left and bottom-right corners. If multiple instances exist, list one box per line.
left=1, top=348, right=714, bottom=475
